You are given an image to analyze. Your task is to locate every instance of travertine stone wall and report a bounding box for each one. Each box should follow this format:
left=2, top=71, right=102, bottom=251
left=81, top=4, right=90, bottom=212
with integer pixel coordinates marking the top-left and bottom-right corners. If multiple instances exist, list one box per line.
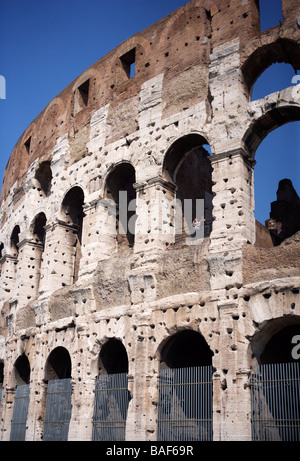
left=0, top=0, right=300, bottom=441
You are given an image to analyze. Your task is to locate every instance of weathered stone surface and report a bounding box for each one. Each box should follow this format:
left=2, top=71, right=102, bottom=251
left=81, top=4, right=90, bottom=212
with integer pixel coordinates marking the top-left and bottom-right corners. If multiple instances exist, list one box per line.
left=0, top=0, right=299, bottom=442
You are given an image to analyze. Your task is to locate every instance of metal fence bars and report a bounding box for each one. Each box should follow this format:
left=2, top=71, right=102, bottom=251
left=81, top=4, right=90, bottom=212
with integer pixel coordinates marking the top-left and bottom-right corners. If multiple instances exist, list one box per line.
left=157, top=366, right=213, bottom=441
left=43, top=378, right=72, bottom=441
left=10, top=384, right=30, bottom=441
left=92, top=373, right=130, bottom=441
left=250, top=362, right=300, bottom=441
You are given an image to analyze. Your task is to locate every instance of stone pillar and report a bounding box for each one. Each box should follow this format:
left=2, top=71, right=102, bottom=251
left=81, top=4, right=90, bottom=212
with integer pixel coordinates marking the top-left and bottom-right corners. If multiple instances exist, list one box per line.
left=126, top=318, right=152, bottom=441
left=78, top=198, right=117, bottom=280
left=1, top=387, right=15, bottom=440
left=13, top=239, right=43, bottom=308
left=208, top=149, right=255, bottom=290
left=39, top=220, right=78, bottom=295
left=68, top=376, right=95, bottom=441
left=0, top=253, right=17, bottom=303
left=212, top=300, right=252, bottom=441
left=134, top=177, right=177, bottom=258
left=24, top=379, right=40, bottom=441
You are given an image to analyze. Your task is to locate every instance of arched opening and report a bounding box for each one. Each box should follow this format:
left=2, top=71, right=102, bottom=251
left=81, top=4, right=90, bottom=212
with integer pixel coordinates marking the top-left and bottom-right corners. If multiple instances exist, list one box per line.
left=14, top=353, right=30, bottom=386
left=104, top=163, right=136, bottom=249
left=157, top=330, right=213, bottom=441
left=10, top=225, right=20, bottom=257
left=242, top=39, right=300, bottom=98
left=43, top=347, right=72, bottom=441
left=243, top=107, right=300, bottom=247
left=261, top=323, right=300, bottom=364
left=35, top=161, right=52, bottom=195
left=44, top=346, right=72, bottom=381
left=160, top=329, right=213, bottom=370
left=163, top=134, right=213, bottom=244
left=250, top=319, right=300, bottom=441
left=32, top=212, right=47, bottom=248
left=98, top=338, right=129, bottom=375
left=10, top=354, right=30, bottom=441
left=62, top=186, right=85, bottom=238
left=92, top=339, right=130, bottom=441
left=62, top=186, right=85, bottom=282
left=251, top=62, right=298, bottom=101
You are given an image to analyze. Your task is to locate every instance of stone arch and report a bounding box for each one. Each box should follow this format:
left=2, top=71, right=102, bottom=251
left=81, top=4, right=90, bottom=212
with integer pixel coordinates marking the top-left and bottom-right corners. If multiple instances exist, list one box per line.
left=40, top=97, right=66, bottom=131
left=241, top=38, right=300, bottom=97
left=71, top=68, right=99, bottom=94
left=98, top=338, right=129, bottom=375
left=158, top=329, right=213, bottom=370
left=14, top=353, right=30, bottom=386
left=242, top=98, right=300, bottom=245
left=159, top=3, right=211, bottom=47
left=104, top=162, right=136, bottom=249
left=251, top=315, right=300, bottom=365
left=61, top=185, right=85, bottom=231
left=72, top=68, right=98, bottom=115
left=243, top=104, right=300, bottom=160
left=44, top=346, right=72, bottom=381
left=104, top=36, right=151, bottom=85
left=162, top=134, right=213, bottom=241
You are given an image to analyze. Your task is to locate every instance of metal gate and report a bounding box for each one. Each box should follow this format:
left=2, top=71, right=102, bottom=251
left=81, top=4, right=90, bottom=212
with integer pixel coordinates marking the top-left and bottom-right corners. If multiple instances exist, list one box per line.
left=92, top=373, right=129, bottom=441
left=250, top=362, right=300, bottom=441
left=10, top=384, right=30, bottom=441
left=43, top=378, right=72, bottom=441
left=157, top=366, right=213, bottom=441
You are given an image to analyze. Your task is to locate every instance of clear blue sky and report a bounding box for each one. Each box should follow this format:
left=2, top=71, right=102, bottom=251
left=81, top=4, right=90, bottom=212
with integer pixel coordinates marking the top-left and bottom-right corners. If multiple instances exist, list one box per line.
left=0, top=0, right=299, bottom=225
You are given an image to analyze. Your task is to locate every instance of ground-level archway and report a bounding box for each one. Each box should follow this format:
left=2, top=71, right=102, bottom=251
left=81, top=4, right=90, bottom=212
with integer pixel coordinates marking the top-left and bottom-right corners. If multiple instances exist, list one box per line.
left=10, top=354, right=31, bottom=441
left=92, top=339, right=130, bottom=441
left=250, top=318, right=300, bottom=441
left=157, top=329, right=213, bottom=441
left=43, top=347, right=72, bottom=441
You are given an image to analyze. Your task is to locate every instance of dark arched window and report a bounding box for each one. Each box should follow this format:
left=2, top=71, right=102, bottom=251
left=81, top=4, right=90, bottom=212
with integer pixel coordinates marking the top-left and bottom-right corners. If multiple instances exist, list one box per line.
left=32, top=212, right=47, bottom=248
left=163, top=135, right=213, bottom=243
left=250, top=320, right=300, bottom=441
left=45, top=346, right=72, bottom=381
left=62, top=186, right=85, bottom=282
left=105, top=163, right=136, bottom=249
left=11, top=225, right=20, bottom=257
left=157, top=330, right=213, bottom=441
left=99, top=338, right=128, bottom=375
left=14, top=354, right=30, bottom=385
left=160, top=329, right=213, bottom=369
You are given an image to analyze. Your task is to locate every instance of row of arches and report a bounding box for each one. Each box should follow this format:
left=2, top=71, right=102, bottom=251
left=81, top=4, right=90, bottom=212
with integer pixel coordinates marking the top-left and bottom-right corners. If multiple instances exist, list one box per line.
left=0, top=135, right=215, bottom=303
left=1, top=319, right=299, bottom=441
left=5, top=321, right=298, bottom=390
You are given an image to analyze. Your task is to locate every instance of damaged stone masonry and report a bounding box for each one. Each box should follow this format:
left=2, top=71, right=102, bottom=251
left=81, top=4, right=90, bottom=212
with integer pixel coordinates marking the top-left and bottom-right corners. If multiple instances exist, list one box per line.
left=0, top=0, right=300, bottom=441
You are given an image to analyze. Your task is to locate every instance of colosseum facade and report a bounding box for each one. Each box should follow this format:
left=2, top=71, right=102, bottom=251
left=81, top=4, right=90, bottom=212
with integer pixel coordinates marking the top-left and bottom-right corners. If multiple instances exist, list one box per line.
left=0, top=0, right=300, bottom=442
